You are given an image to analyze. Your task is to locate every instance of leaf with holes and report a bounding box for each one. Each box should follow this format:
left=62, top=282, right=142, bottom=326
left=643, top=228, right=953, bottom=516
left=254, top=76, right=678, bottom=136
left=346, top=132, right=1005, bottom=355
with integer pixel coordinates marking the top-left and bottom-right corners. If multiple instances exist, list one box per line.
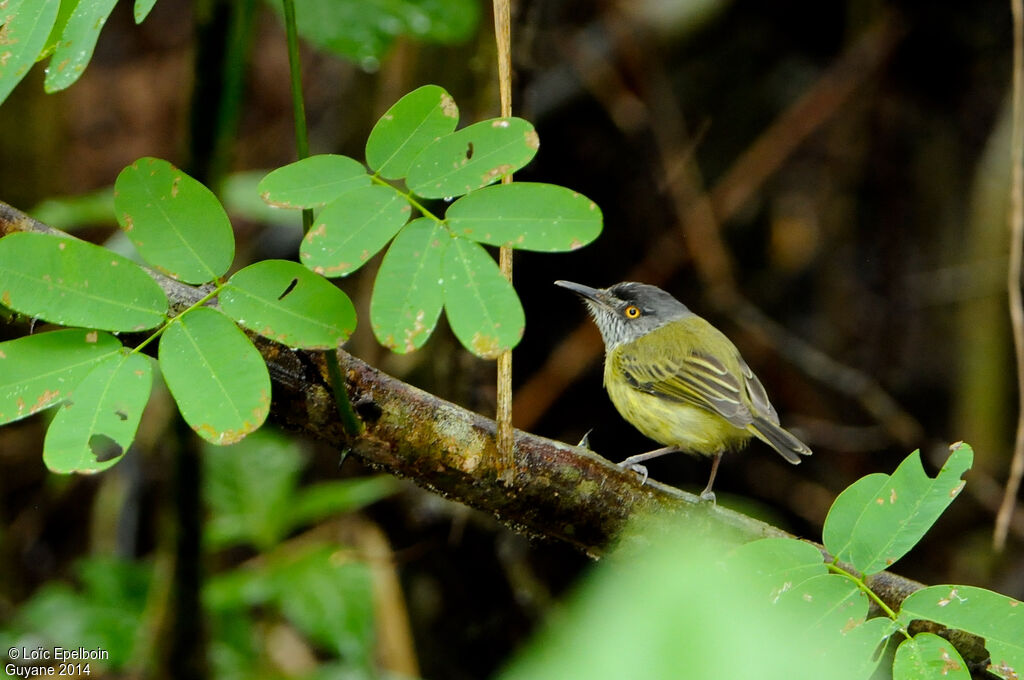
left=258, top=155, right=370, bottom=209
left=823, top=443, right=972, bottom=575
left=406, top=117, right=539, bottom=199
left=44, top=0, right=119, bottom=92
left=220, top=259, right=357, bottom=349
left=114, top=157, right=235, bottom=283
left=300, top=185, right=410, bottom=277
left=0, top=329, right=123, bottom=425
left=0, top=232, right=168, bottom=331
left=446, top=182, right=602, bottom=251
left=442, top=237, right=523, bottom=358
left=893, top=633, right=970, bottom=680
left=370, top=218, right=448, bottom=353
left=42, top=352, right=152, bottom=473
left=898, top=586, right=1023, bottom=680
left=366, top=84, right=459, bottom=179
left=159, top=307, right=270, bottom=445
left=0, top=0, right=60, bottom=105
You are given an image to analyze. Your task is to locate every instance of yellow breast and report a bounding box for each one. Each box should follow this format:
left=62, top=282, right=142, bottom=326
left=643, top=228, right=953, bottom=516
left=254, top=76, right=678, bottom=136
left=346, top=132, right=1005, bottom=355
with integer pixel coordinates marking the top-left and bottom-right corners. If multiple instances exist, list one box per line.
left=603, top=353, right=751, bottom=456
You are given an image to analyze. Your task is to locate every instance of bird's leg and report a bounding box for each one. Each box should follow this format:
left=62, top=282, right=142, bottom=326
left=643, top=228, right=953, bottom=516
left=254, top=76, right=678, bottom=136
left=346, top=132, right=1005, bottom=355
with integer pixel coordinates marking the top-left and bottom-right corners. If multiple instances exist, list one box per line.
left=699, top=451, right=724, bottom=503
left=617, top=446, right=679, bottom=485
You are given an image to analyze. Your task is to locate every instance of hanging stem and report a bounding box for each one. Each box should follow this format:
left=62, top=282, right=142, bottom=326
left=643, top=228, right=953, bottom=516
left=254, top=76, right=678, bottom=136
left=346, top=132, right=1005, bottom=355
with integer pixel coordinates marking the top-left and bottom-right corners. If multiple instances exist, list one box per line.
left=493, top=0, right=515, bottom=484
left=996, top=0, right=1024, bottom=550
left=281, top=0, right=362, bottom=437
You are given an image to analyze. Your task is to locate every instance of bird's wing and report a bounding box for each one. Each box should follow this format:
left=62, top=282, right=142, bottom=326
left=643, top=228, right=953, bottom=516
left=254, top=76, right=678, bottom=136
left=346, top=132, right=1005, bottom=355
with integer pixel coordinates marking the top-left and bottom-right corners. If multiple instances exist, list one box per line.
left=615, top=345, right=754, bottom=429
left=737, top=357, right=780, bottom=425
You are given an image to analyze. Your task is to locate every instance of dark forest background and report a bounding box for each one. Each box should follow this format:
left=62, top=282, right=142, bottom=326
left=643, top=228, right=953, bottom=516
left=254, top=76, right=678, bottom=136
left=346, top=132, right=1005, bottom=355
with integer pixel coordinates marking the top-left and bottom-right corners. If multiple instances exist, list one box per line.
left=1, top=1, right=1021, bottom=678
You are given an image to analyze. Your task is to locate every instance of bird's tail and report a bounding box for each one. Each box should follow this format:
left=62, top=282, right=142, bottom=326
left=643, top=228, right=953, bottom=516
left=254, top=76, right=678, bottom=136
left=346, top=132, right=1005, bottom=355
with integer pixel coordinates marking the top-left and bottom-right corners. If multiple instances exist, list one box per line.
left=748, top=417, right=812, bottom=464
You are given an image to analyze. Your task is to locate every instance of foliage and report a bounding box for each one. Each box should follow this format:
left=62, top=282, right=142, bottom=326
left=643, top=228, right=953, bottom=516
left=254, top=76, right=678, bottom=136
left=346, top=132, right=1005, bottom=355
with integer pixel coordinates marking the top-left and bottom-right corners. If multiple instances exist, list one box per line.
left=499, top=443, right=1023, bottom=680
left=0, top=83, right=601, bottom=473
left=1, top=430, right=399, bottom=678
left=0, top=0, right=479, bottom=106
left=260, top=84, right=603, bottom=356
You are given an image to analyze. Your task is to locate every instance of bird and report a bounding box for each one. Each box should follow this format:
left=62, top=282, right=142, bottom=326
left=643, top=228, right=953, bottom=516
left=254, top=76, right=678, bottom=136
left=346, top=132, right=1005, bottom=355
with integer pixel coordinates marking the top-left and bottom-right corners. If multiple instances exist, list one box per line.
left=555, top=280, right=811, bottom=501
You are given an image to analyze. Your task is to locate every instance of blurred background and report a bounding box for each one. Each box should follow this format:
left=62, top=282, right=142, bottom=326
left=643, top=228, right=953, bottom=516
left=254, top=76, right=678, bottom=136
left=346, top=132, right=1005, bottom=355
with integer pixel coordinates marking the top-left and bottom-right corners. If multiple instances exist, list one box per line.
left=0, top=0, right=1021, bottom=677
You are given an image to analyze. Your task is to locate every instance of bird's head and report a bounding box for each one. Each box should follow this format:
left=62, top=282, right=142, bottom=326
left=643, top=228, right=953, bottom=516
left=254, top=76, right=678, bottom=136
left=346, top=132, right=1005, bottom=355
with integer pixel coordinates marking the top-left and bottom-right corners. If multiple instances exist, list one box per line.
left=554, top=280, right=692, bottom=350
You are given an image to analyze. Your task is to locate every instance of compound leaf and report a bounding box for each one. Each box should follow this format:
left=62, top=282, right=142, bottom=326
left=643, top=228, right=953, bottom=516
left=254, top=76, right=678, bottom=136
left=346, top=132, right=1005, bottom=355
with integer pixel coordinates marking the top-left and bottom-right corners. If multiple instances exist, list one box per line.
left=258, top=155, right=369, bottom=209
left=299, top=185, right=410, bottom=277
left=823, top=443, right=972, bottom=575
left=0, top=0, right=60, bottom=105
left=893, top=633, right=970, bottom=680
left=442, top=237, right=523, bottom=358
left=44, top=0, right=118, bottom=92
left=159, top=307, right=270, bottom=445
left=220, top=259, right=357, bottom=350
left=407, top=117, right=538, bottom=199
left=898, top=585, right=1023, bottom=680
left=0, top=329, right=122, bottom=425
left=0, top=232, right=167, bottom=331
left=366, top=84, right=459, bottom=179
left=42, top=352, right=152, bottom=473
left=370, top=218, right=447, bottom=353
left=114, top=157, right=235, bottom=283
left=446, top=182, right=602, bottom=251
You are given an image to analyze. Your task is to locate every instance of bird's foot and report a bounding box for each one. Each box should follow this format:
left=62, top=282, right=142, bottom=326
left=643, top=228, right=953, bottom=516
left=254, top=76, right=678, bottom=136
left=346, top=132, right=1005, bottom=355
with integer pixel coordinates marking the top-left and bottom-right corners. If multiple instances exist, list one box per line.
left=576, top=429, right=594, bottom=449
left=699, top=490, right=717, bottom=504
left=619, top=462, right=649, bottom=485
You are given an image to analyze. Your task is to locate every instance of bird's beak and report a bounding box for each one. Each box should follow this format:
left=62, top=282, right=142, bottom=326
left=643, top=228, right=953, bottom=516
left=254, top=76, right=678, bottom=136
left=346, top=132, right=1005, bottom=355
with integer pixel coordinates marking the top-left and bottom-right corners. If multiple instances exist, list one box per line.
left=554, top=280, right=613, bottom=310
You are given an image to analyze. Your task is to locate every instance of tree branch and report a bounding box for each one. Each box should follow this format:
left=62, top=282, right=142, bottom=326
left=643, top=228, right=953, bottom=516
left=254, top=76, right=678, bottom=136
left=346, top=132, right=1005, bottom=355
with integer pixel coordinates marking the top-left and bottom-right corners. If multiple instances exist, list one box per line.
left=0, top=200, right=938, bottom=619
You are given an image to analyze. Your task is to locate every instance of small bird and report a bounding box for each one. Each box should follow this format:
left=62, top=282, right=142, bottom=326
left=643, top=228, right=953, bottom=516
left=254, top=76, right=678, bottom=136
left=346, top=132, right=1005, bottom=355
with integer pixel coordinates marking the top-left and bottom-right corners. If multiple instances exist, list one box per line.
left=556, top=280, right=811, bottom=501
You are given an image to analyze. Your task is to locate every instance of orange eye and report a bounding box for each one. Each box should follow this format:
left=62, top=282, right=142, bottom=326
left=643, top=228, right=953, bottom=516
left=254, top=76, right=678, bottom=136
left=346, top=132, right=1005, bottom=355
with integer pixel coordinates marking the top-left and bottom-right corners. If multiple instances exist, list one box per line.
left=624, top=305, right=641, bottom=319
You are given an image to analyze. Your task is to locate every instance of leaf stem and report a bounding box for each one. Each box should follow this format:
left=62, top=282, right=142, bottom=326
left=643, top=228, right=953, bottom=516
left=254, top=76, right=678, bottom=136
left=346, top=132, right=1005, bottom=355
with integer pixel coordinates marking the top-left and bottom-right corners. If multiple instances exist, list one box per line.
left=826, top=560, right=912, bottom=641
left=369, top=174, right=447, bottom=226
left=131, top=286, right=223, bottom=355
left=281, top=0, right=361, bottom=438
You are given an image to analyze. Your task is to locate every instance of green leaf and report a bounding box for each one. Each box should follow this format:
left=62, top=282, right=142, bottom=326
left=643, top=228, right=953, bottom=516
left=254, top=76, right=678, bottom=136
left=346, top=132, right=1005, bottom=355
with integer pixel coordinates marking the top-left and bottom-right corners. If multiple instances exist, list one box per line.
left=406, top=117, right=539, bottom=199
left=220, top=259, right=357, bottom=350
left=134, top=0, right=158, bottom=22
left=823, top=443, right=972, bottom=575
left=43, top=0, right=118, bottom=92
left=42, top=352, right=152, bottom=473
left=893, top=633, right=970, bottom=680
left=0, top=329, right=122, bottom=425
left=257, top=155, right=370, bottom=209
left=267, top=544, right=374, bottom=663
left=159, top=307, right=270, bottom=445
left=725, top=537, right=827, bottom=600
left=287, top=476, right=400, bottom=530
left=898, top=585, right=1024, bottom=680
left=0, top=232, right=168, bottom=331
left=366, top=84, right=459, bottom=179
left=299, top=185, right=411, bottom=277
left=370, top=218, right=448, bottom=353
left=277, top=0, right=480, bottom=66
left=203, top=429, right=305, bottom=550
left=446, top=182, right=603, bottom=251
left=0, top=0, right=60, bottom=105
left=442, top=237, right=524, bottom=358
left=114, top=157, right=235, bottom=283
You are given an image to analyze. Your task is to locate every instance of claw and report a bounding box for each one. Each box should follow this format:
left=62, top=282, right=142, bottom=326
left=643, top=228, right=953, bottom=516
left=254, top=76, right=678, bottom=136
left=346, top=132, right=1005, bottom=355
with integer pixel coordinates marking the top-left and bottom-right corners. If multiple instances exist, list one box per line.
left=699, top=490, right=717, bottom=504
left=577, top=428, right=594, bottom=449
left=618, top=462, right=649, bottom=485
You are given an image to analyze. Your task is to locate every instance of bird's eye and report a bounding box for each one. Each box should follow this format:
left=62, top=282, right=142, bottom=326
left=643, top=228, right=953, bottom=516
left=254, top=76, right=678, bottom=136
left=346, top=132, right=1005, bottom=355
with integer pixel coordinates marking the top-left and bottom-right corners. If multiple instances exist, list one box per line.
left=624, top=305, right=641, bottom=319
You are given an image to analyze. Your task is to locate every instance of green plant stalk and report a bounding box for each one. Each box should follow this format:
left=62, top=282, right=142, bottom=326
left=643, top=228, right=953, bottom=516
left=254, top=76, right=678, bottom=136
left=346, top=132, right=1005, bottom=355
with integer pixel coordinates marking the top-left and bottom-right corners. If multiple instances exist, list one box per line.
left=281, top=0, right=361, bottom=438
left=827, top=560, right=912, bottom=641
left=370, top=174, right=445, bottom=225
left=281, top=0, right=313, bottom=235
left=130, top=287, right=223, bottom=355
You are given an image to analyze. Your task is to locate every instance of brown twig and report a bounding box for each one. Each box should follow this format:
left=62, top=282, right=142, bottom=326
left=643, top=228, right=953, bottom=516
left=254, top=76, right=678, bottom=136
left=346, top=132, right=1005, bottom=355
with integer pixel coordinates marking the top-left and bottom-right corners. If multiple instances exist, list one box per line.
left=493, top=0, right=516, bottom=485
left=996, top=0, right=1024, bottom=551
